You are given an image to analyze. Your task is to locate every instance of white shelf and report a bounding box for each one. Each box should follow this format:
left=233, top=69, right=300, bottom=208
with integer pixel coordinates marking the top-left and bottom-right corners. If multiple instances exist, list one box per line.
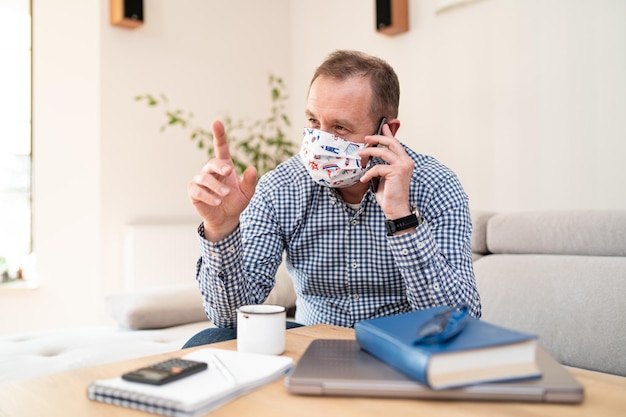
left=0, top=279, right=38, bottom=290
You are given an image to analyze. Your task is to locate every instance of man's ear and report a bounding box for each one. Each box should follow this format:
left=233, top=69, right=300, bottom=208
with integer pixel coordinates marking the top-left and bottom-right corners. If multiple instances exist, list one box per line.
left=386, top=118, right=401, bottom=136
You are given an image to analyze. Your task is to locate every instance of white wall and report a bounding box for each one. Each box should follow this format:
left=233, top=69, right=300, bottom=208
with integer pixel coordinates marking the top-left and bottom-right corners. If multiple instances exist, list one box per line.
left=98, top=0, right=292, bottom=297
left=290, top=0, right=626, bottom=212
left=0, top=0, right=103, bottom=335
left=0, top=0, right=292, bottom=335
left=1, top=0, right=624, bottom=335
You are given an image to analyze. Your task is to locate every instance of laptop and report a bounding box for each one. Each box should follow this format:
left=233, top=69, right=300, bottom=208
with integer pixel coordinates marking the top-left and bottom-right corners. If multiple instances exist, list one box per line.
left=285, top=339, right=583, bottom=403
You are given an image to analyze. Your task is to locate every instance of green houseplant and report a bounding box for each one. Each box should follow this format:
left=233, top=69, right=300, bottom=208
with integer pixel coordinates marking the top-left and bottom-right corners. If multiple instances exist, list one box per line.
left=135, top=75, right=297, bottom=176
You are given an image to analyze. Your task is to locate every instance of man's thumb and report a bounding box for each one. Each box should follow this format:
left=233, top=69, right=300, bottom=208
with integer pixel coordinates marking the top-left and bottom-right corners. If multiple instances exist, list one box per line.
left=240, top=166, right=258, bottom=201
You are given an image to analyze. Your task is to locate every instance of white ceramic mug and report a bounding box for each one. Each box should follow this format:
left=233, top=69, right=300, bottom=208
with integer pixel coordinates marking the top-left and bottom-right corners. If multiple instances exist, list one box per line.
left=236, top=304, right=286, bottom=355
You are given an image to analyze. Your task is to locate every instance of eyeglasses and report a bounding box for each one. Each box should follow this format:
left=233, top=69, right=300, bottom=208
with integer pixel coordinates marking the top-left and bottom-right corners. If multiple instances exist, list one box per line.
left=413, top=304, right=469, bottom=345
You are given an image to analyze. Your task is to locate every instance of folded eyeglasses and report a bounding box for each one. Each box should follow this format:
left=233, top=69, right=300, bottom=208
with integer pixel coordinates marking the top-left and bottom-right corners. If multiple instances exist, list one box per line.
left=414, top=304, right=470, bottom=345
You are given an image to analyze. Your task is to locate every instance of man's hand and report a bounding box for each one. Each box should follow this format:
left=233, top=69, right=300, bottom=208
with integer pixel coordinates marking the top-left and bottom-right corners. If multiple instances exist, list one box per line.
left=358, top=123, right=415, bottom=220
left=187, top=120, right=257, bottom=241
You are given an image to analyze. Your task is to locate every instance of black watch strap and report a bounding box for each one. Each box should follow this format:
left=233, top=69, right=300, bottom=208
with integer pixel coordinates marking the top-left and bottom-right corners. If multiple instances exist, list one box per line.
left=385, top=212, right=423, bottom=236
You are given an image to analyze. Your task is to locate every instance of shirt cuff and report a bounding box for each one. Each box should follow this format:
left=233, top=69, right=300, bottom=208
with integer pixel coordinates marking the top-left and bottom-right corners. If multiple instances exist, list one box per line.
left=197, top=223, right=242, bottom=271
left=387, top=220, right=437, bottom=269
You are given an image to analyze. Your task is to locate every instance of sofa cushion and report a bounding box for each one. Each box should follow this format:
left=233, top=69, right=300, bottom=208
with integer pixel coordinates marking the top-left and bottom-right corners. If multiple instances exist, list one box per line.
left=107, top=261, right=297, bottom=331
left=475, top=253, right=626, bottom=376
left=0, top=321, right=211, bottom=383
left=265, top=258, right=297, bottom=309
left=486, top=211, right=626, bottom=256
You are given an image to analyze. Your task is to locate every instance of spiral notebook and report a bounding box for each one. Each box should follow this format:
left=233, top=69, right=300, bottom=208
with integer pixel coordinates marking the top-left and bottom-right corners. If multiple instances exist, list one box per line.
left=87, top=348, right=292, bottom=417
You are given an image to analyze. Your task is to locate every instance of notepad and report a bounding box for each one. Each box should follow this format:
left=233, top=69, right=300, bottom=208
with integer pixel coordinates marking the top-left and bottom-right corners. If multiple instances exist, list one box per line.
left=87, top=348, right=293, bottom=417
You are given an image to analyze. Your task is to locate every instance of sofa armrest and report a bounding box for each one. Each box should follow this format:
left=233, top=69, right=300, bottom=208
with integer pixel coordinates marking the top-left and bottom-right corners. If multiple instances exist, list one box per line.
left=106, top=285, right=209, bottom=330
left=471, top=211, right=498, bottom=256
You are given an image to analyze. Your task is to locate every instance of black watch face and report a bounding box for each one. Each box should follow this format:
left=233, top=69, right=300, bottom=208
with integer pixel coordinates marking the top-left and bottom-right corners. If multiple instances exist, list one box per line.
left=385, top=220, right=396, bottom=235
left=386, top=213, right=420, bottom=236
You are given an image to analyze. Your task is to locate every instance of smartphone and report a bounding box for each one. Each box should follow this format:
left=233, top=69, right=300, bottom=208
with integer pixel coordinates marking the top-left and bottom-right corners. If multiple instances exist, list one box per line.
left=121, top=358, right=208, bottom=386
left=369, top=117, right=387, bottom=193
left=376, top=117, right=387, bottom=136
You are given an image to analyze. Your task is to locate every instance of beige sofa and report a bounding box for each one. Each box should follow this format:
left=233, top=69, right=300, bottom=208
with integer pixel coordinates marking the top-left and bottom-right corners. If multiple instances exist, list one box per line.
left=1, top=210, right=625, bottom=384
left=471, top=210, right=626, bottom=377
left=0, top=264, right=296, bottom=384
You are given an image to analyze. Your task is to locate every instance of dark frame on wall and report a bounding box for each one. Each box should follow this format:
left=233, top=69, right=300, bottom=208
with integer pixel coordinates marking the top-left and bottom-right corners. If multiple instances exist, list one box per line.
left=110, top=0, right=144, bottom=29
left=376, top=0, right=409, bottom=36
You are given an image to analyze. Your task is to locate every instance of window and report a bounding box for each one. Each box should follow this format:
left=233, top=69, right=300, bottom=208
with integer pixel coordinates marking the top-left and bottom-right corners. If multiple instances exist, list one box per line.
left=0, top=0, right=31, bottom=284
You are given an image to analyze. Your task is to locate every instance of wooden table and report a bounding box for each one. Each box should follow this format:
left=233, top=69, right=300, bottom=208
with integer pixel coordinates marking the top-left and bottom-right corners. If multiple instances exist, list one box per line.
left=1, top=324, right=625, bottom=417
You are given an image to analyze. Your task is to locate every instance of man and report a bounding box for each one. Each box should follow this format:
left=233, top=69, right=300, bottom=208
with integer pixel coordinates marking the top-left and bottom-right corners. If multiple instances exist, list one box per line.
left=184, top=50, right=480, bottom=346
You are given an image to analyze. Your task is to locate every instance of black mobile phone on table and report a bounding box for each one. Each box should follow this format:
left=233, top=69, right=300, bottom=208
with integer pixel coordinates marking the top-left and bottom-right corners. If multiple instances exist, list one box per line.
left=121, top=358, right=208, bottom=385
left=369, top=117, right=387, bottom=193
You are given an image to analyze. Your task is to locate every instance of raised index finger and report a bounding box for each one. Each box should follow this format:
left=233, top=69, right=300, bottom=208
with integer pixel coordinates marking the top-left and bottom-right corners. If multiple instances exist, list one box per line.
left=212, top=120, right=232, bottom=161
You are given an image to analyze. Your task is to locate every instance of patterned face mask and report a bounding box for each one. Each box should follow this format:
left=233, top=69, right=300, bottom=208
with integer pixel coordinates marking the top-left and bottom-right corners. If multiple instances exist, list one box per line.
left=299, top=128, right=368, bottom=188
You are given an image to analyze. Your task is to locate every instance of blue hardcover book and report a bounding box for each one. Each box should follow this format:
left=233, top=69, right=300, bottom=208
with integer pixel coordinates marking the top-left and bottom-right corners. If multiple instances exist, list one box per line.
left=355, top=306, right=541, bottom=390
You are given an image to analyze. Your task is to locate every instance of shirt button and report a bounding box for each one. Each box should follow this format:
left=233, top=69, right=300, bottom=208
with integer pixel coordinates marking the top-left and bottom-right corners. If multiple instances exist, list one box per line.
left=353, top=294, right=360, bottom=300
left=227, top=247, right=236, bottom=253
left=401, top=249, right=409, bottom=255
left=351, top=263, right=358, bottom=269
left=432, top=283, right=440, bottom=291
left=417, top=241, right=425, bottom=249
left=351, top=219, right=358, bottom=225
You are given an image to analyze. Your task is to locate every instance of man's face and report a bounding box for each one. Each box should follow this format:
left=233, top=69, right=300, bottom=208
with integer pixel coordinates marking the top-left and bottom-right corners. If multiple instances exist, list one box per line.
left=305, top=75, right=376, bottom=144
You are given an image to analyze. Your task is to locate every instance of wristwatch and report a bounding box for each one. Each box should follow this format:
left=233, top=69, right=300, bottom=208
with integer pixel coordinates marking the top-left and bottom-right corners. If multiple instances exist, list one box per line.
left=385, top=209, right=423, bottom=236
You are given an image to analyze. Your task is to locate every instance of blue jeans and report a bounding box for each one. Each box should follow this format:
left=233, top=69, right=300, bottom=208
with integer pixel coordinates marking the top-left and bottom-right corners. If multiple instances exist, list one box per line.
left=182, top=321, right=305, bottom=349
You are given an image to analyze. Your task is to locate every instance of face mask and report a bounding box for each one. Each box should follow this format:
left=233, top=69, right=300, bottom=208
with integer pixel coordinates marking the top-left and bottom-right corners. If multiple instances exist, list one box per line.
left=299, top=128, right=368, bottom=188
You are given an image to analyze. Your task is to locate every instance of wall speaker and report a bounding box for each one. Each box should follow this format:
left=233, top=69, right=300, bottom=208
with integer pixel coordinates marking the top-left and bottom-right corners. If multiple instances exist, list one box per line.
left=376, top=0, right=409, bottom=36
left=110, top=0, right=144, bottom=29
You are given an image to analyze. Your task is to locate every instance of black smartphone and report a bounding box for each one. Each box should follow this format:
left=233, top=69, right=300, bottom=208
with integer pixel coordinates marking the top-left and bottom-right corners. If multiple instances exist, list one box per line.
left=376, top=117, right=387, bottom=136
left=121, top=358, right=208, bottom=386
left=369, top=117, right=387, bottom=193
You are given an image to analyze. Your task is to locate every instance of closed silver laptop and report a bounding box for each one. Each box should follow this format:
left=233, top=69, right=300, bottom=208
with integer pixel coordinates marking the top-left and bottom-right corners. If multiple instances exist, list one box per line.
left=285, top=339, right=583, bottom=403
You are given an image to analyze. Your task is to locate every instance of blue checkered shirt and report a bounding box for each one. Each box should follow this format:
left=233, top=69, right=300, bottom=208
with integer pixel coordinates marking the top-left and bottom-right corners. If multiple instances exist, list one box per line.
left=196, top=144, right=481, bottom=328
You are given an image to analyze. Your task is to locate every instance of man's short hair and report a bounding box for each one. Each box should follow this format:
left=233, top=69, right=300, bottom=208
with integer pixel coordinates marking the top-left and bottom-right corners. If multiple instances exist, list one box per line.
left=310, top=50, right=400, bottom=121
